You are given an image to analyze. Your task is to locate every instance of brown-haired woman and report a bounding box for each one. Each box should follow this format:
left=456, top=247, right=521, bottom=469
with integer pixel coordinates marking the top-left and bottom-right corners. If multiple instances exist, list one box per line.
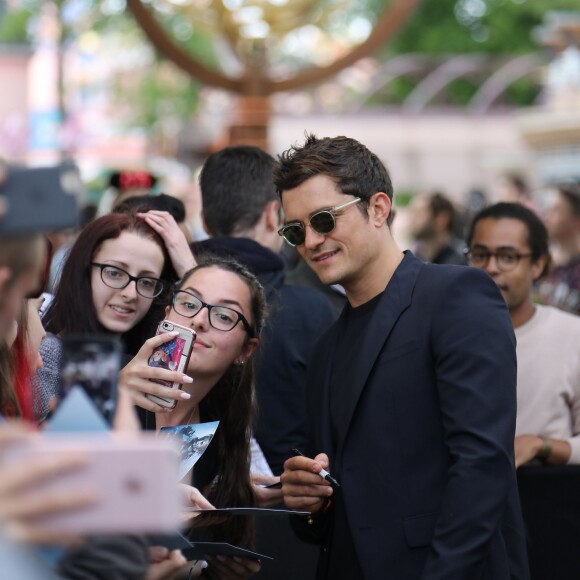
left=121, top=256, right=271, bottom=579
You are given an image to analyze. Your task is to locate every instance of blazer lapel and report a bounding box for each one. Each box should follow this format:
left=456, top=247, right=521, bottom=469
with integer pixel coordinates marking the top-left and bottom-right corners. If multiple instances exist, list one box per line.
left=334, top=252, right=423, bottom=460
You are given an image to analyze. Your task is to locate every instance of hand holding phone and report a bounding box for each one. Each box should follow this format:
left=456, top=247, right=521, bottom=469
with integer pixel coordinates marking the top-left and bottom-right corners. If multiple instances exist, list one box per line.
left=0, top=423, right=93, bottom=545
left=146, top=321, right=195, bottom=410
left=1, top=434, right=181, bottom=534
left=118, top=329, right=195, bottom=413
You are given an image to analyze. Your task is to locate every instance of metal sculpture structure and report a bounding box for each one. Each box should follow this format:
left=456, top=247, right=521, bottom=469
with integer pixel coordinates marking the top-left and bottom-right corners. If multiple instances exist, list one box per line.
left=126, top=0, right=421, bottom=148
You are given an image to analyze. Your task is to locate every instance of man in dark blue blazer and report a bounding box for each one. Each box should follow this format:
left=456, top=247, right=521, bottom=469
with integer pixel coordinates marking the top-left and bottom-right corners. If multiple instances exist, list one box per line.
left=275, top=135, right=529, bottom=579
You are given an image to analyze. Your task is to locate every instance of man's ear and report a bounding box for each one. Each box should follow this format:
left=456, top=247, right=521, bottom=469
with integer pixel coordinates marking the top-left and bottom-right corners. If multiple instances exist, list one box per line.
left=264, top=200, right=281, bottom=232
left=368, top=192, right=392, bottom=227
left=200, top=211, right=212, bottom=237
left=531, top=255, right=549, bottom=282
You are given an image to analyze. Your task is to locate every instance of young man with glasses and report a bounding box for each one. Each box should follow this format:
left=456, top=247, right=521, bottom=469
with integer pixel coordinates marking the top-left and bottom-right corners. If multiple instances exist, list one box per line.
left=276, top=135, right=529, bottom=580
left=467, top=202, right=580, bottom=468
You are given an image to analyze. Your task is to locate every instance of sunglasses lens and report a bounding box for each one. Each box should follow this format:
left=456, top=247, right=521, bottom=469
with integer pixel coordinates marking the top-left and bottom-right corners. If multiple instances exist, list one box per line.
left=310, top=211, right=335, bottom=235
left=283, top=225, right=305, bottom=246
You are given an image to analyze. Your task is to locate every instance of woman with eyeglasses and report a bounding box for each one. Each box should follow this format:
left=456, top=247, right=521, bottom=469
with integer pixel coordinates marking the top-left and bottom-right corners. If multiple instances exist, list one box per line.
left=29, top=211, right=212, bottom=578
left=120, top=256, right=268, bottom=579
left=38, top=211, right=191, bottom=417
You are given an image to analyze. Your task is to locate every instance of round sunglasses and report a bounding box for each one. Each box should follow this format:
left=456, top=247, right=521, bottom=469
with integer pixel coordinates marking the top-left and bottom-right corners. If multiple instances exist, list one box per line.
left=278, top=197, right=362, bottom=247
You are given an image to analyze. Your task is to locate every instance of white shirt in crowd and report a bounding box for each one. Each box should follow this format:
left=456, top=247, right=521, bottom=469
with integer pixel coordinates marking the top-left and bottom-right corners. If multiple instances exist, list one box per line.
left=515, top=304, right=580, bottom=463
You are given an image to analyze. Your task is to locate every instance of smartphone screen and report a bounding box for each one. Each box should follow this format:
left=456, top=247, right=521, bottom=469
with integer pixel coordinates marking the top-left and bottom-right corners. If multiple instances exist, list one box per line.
left=60, top=335, right=122, bottom=424
left=149, top=336, right=187, bottom=386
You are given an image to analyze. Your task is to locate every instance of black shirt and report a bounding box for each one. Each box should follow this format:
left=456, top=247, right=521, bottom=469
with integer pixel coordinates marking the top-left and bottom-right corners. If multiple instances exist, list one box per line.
left=330, top=293, right=383, bottom=448
left=326, top=292, right=384, bottom=580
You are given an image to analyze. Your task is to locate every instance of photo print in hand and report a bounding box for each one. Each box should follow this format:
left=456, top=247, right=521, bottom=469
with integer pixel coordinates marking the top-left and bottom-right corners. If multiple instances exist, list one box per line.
left=160, top=421, right=219, bottom=480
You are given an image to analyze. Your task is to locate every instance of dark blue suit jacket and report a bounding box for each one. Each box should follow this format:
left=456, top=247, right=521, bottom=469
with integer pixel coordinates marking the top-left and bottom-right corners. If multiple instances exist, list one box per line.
left=299, top=252, right=529, bottom=580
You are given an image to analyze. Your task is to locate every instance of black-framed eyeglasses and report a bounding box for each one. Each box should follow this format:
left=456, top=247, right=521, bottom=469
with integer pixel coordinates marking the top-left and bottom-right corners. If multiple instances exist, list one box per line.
left=465, top=249, right=533, bottom=272
left=172, top=290, right=255, bottom=336
left=91, top=263, right=164, bottom=298
left=278, top=197, right=362, bottom=247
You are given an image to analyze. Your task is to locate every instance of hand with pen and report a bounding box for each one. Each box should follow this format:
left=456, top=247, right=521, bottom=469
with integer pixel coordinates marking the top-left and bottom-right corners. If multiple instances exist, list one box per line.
left=280, top=450, right=336, bottom=514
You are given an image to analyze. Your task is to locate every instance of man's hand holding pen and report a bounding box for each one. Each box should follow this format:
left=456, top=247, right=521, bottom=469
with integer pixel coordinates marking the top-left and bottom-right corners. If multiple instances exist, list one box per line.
left=280, top=451, right=335, bottom=514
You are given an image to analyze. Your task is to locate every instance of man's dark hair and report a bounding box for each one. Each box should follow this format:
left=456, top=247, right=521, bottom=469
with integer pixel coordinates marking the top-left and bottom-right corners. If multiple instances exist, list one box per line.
left=113, top=193, right=186, bottom=223
left=429, top=192, right=457, bottom=234
left=557, top=184, right=580, bottom=218
left=273, top=134, right=394, bottom=227
left=199, top=145, right=276, bottom=236
left=467, top=202, right=551, bottom=278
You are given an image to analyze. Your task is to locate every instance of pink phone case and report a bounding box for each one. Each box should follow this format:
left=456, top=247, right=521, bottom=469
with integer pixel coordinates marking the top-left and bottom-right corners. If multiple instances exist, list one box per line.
left=2, top=434, right=181, bottom=534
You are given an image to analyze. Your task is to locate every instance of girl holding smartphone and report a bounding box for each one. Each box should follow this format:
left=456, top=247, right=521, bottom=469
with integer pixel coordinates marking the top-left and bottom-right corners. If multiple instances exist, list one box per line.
left=121, top=257, right=270, bottom=579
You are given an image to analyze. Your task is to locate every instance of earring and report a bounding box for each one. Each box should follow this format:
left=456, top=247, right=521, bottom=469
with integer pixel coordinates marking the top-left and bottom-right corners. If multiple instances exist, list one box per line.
left=235, top=358, right=246, bottom=366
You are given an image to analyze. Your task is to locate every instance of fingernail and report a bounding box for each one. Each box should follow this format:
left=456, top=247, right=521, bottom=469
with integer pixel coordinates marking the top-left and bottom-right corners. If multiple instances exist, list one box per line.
left=169, top=331, right=179, bottom=336
left=151, top=546, right=169, bottom=559
left=180, top=391, right=191, bottom=399
left=182, top=375, right=194, bottom=383
left=201, top=561, right=208, bottom=569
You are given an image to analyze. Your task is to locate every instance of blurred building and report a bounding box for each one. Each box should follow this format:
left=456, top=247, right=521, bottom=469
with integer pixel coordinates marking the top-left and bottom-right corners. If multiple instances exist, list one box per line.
left=0, top=44, right=30, bottom=159
left=269, top=110, right=531, bottom=203
left=2, top=5, right=579, bottom=208
left=517, top=11, right=580, bottom=185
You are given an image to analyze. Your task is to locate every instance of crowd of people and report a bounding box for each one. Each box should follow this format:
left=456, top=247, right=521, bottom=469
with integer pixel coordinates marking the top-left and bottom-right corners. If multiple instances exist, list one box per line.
left=0, top=136, right=579, bottom=580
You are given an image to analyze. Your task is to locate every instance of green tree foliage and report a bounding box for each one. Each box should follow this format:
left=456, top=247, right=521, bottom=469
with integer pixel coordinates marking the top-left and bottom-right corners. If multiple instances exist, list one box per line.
left=116, top=56, right=201, bottom=131
left=373, top=0, right=580, bottom=107
left=0, top=1, right=217, bottom=133
left=388, top=0, right=580, bottom=55
left=3, top=0, right=579, bottom=127
left=0, top=7, right=31, bottom=44
left=104, top=8, right=216, bottom=132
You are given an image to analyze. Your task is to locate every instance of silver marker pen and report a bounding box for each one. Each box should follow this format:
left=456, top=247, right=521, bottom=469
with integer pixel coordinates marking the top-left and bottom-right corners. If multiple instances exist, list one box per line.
left=292, top=448, right=341, bottom=488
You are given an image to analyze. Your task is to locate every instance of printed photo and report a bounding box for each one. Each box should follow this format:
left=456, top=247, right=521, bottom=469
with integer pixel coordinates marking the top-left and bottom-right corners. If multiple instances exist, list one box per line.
left=148, top=337, right=186, bottom=386
left=160, top=420, right=220, bottom=480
